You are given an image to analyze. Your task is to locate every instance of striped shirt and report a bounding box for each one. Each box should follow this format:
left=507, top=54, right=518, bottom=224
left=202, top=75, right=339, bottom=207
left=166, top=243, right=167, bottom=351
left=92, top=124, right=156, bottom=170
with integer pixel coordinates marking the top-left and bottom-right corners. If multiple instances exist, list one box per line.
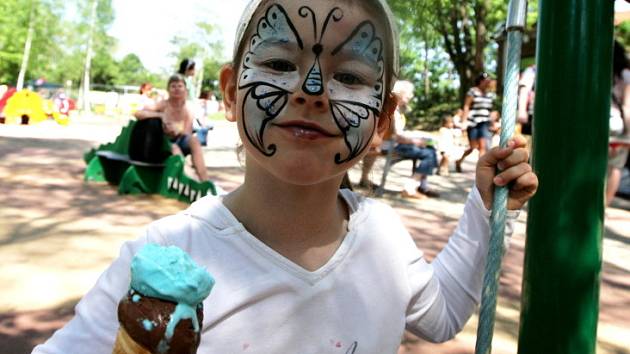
left=466, top=87, right=495, bottom=126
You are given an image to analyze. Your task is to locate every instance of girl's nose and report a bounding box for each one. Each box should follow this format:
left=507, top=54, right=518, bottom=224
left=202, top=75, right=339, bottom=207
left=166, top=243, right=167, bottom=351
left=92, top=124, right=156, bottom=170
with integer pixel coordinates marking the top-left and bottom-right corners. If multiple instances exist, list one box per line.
left=292, top=92, right=328, bottom=111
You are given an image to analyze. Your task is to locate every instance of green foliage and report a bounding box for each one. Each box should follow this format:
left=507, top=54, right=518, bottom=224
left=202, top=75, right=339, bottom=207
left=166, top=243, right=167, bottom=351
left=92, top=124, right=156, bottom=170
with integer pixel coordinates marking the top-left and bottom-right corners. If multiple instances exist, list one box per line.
left=387, top=0, right=539, bottom=128
left=169, top=21, right=227, bottom=94
left=91, top=51, right=120, bottom=84
left=201, top=58, right=224, bottom=93
left=413, top=101, right=461, bottom=130
left=616, top=21, right=630, bottom=49
left=0, top=0, right=66, bottom=85
left=0, top=0, right=161, bottom=95
left=111, top=54, right=161, bottom=87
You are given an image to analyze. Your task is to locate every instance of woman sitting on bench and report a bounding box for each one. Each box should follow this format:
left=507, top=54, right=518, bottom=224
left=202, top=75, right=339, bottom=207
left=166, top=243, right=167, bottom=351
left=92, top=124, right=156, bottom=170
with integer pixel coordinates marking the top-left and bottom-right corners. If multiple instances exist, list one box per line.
left=360, top=80, right=439, bottom=198
left=134, top=74, right=210, bottom=181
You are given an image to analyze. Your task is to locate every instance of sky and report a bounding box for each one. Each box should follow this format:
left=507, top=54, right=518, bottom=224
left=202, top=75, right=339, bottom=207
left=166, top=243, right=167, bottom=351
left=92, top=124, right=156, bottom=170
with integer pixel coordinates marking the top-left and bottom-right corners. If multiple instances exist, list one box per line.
left=109, top=0, right=250, bottom=73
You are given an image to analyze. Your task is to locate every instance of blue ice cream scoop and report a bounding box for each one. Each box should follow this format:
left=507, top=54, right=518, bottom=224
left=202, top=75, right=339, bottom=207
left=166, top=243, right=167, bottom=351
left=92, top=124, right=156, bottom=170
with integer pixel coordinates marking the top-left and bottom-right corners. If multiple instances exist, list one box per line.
left=128, top=243, right=215, bottom=344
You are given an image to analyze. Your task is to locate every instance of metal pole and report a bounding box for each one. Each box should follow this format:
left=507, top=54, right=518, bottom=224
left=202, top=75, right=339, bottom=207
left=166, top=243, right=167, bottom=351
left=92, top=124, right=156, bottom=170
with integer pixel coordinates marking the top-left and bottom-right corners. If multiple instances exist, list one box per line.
left=517, top=0, right=613, bottom=353
left=474, top=1, right=527, bottom=353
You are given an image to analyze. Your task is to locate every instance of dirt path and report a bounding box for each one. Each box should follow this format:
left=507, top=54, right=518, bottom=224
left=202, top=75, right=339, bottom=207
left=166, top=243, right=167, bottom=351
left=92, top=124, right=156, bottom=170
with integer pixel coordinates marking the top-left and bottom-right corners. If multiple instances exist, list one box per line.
left=0, top=118, right=628, bottom=354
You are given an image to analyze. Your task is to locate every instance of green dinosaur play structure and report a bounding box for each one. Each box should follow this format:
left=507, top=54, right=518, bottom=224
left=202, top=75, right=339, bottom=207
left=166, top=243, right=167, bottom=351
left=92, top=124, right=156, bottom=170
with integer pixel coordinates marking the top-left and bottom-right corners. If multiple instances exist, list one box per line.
left=84, top=118, right=217, bottom=203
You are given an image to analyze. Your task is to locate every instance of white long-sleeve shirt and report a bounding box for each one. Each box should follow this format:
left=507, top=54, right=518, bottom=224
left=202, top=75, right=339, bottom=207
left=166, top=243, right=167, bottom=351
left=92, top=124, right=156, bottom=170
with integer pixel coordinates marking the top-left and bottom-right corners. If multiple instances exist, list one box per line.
left=33, top=187, right=515, bottom=354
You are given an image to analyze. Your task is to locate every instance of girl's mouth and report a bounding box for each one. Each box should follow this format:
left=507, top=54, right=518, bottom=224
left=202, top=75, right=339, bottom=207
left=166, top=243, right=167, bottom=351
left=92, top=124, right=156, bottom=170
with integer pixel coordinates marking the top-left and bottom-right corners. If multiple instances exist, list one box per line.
left=274, top=120, right=339, bottom=140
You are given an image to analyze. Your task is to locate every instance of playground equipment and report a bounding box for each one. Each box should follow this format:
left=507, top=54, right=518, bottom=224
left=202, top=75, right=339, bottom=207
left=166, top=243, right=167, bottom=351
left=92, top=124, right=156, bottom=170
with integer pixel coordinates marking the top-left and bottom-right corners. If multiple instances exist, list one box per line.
left=84, top=118, right=218, bottom=204
left=2, top=90, right=48, bottom=124
left=475, top=0, right=613, bottom=353
left=0, top=89, right=74, bottom=125
left=518, top=1, right=612, bottom=353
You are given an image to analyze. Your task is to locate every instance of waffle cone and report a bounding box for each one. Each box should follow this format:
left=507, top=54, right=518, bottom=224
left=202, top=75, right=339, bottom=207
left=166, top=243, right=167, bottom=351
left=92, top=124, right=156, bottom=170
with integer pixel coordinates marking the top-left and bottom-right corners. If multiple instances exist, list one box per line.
left=112, top=327, right=152, bottom=354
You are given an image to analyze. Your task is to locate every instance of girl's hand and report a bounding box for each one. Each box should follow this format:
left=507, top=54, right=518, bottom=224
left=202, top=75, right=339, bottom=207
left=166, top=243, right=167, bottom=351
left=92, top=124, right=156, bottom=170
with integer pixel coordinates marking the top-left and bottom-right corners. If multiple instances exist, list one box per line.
left=476, top=135, right=538, bottom=210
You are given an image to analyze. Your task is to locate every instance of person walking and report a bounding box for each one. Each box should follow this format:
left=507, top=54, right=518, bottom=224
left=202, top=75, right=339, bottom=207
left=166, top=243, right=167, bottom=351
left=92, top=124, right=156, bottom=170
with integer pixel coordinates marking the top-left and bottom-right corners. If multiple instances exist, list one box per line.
left=455, top=72, right=495, bottom=172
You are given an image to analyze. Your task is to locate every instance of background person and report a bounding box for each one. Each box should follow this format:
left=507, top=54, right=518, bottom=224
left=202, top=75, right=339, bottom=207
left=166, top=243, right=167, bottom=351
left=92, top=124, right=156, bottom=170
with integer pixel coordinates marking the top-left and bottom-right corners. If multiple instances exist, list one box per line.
left=517, top=64, right=536, bottom=138
left=607, top=40, right=630, bottom=205
left=359, top=80, right=439, bottom=198
left=177, top=58, right=197, bottom=102
left=390, top=80, right=440, bottom=198
left=138, top=82, right=154, bottom=108
left=437, top=115, right=458, bottom=176
left=178, top=58, right=213, bottom=146
left=455, top=71, right=495, bottom=172
left=134, top=74, right=210, bottom=181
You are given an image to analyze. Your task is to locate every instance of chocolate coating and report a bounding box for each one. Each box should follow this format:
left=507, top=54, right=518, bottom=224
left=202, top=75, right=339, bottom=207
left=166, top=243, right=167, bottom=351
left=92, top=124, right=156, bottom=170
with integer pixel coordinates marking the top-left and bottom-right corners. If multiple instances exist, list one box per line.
left=117, top=290, right=203, bottom=354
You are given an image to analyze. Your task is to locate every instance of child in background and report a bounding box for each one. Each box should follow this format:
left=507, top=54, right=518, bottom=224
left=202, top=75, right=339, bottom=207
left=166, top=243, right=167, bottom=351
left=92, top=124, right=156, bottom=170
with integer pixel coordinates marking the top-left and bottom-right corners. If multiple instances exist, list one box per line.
left=437, top=115, right=457, bottom=176
left=134, top=74, right=211, bottom=181
left=33, top=1, right=538, bottom=353
left=138, top=82, right=154, bottom=108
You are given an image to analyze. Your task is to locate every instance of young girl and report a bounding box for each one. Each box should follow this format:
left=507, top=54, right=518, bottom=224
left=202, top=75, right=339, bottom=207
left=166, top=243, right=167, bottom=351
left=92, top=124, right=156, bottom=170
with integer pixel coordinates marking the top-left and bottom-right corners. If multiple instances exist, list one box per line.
left=33, top=0, right=537, bottom=353
left=437, top=115, right=457, bottom=176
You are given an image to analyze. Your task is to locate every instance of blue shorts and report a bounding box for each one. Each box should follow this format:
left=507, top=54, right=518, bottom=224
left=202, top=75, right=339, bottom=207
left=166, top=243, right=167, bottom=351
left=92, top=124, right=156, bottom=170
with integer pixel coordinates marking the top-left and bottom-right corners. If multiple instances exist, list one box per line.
left=467, top=121, right=491, bottom=141
left=170, top=134, right=192, bottom=156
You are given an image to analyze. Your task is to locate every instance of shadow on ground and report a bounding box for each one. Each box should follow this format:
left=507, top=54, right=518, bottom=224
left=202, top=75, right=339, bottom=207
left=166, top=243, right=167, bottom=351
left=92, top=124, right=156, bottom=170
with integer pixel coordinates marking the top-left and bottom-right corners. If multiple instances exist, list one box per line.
left=0, top=299, right=78, bottom=354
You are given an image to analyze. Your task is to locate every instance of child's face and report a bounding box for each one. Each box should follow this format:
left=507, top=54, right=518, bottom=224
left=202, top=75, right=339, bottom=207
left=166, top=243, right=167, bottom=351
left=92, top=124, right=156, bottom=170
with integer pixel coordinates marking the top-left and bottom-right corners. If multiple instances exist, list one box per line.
left=168, top=81, right=187, bottom=100
left=229, top=0, right=388, bottom=185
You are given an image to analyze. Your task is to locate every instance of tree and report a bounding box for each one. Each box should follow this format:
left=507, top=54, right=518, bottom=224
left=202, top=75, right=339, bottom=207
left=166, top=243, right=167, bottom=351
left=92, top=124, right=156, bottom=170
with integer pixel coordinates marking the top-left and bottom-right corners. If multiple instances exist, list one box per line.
left=112, top=54, right=161, bottom=87
left=391, top=0, right=504, bottom=103
left=0, top=0, right=66, bottom=86
left=387, top=0, right=538, bottom=128
left=169, top=21, right=226, bottom=94
left=0, top=0, right=165, bottom=96
left=74, top=0, right=115, bottom=110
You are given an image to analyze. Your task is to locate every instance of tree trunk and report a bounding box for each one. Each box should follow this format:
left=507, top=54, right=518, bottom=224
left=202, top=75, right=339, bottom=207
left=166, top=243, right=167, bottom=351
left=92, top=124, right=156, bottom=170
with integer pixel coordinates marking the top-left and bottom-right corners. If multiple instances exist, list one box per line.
left=79, top=0, right=98, bottom=113
left=424, top=39, right=430, bottom=97
left=432, top=1, right=491, bottom=104
left=457, top=65, right=472, bottom=105
left=474, top=0, right=489, bottom=74
left=16, top=1, right=36, bottom=91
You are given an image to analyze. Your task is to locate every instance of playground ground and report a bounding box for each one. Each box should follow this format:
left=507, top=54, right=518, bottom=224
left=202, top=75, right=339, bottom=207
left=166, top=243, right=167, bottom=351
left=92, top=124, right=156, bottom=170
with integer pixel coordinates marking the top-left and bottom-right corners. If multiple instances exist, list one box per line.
left=0, top=115, right=628, bottom=354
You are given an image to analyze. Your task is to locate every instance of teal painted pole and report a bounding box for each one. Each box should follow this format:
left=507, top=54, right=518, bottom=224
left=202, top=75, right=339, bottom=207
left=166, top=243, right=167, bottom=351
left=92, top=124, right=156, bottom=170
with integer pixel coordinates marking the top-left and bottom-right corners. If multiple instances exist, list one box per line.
left=517, top=1, right=613, bottom=353
left=475, top=1, right=527, bottom=353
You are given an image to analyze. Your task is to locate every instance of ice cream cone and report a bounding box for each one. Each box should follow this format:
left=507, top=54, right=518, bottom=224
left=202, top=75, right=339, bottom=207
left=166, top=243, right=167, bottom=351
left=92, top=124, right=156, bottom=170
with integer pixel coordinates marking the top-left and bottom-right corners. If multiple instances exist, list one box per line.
left=112, top=244, right=215, bottom=354
left=112, top=327, right=151, bottom=354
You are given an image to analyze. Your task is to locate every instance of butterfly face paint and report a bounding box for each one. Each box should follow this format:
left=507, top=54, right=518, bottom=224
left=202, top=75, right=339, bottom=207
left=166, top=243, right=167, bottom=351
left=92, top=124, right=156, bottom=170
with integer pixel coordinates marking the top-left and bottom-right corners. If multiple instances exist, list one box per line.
left=329, top=20, right=384, bottom=163
left=297, top=6, right=343, bottom=95
left=238, top=2, right=386, bottom=164
left=238, top=4, right=303, bottom=156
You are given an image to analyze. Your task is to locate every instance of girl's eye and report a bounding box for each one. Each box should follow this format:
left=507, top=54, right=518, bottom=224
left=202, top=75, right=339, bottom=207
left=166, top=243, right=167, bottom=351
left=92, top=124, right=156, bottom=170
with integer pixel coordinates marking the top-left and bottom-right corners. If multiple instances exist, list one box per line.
left=264, top=60, right=296, bottom=72
left=334, top=72, right=365, bottom=86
